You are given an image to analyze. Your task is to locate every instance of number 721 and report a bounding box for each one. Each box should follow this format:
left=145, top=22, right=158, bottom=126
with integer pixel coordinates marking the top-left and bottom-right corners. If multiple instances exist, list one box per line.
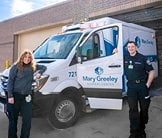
left=68, top=72, right=77, bottom=77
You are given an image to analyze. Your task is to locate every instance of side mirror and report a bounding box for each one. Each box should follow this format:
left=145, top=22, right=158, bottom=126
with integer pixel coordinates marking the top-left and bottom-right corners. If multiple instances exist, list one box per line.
left=76, top=47, right=82, bottom=64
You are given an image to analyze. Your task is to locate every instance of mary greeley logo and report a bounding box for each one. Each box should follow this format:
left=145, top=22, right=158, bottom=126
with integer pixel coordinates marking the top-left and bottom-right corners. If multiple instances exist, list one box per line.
left=82, top=67, right=118, bottom=83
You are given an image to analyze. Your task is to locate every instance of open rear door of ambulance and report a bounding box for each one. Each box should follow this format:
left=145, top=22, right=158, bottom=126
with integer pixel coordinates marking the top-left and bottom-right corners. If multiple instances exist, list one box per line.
left=77, top=24, right=123, bottom=110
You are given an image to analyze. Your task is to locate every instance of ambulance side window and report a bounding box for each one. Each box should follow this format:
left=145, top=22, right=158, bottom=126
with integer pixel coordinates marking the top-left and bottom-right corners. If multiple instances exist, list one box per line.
left=103, top=27, right=119, bottom=56
left=81, top=33, right=100, bottom=61
left=80, top=26, right=119, bottom=61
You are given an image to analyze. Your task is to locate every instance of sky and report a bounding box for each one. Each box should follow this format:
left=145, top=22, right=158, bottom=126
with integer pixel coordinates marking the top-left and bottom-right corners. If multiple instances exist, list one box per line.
left=0, top=0, right=67, bottom=21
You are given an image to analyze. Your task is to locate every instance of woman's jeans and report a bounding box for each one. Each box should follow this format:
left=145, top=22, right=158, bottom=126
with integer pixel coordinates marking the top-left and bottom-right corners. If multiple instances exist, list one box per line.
left=7, top=93, right=32, bottom=138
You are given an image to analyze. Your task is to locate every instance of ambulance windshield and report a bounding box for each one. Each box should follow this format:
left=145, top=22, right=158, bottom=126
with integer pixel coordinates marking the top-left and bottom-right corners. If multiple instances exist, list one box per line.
left=34, top=33, right=82, bottom=59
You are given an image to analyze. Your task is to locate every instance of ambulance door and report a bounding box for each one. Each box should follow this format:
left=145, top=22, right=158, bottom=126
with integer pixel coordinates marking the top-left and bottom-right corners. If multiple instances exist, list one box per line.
left=77, top=25, right=123, bottom=110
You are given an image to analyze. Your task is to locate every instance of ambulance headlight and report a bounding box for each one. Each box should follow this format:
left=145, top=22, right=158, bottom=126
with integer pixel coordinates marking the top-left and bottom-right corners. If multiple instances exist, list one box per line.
left=33, top=74, right=49, bottom=91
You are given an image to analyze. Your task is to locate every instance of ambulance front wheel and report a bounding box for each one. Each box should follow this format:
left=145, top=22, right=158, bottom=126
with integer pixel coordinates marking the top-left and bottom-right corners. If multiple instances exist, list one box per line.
left=48, top=94, right=81, bottom=129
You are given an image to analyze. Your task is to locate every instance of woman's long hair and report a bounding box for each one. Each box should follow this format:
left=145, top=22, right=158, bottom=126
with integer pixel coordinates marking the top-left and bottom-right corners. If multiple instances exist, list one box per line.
left=16, top=50, right=36, bottom=71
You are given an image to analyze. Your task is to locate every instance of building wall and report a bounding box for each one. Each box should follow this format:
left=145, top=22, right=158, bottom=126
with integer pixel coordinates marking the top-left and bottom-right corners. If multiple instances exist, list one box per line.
left=0, top=0, right=161, bottom=71
left=18, top=26, right=62, bottom=55
left=157, top=30, right=162, bottom=76
left=0, top=0, right=74, bottom=70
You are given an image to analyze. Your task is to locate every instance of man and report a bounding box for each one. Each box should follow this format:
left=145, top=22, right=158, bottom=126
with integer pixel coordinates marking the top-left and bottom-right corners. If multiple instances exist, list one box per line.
left=124, top=41, right=155, bottom=138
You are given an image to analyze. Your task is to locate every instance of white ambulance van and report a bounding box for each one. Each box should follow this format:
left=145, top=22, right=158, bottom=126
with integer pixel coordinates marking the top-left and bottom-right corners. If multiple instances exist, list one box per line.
left=0, top=17, right=158, bottom=129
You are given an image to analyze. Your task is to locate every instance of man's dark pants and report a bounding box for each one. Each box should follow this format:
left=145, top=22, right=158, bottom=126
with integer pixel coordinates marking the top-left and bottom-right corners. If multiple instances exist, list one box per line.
left=127, top=82, right=151, bottom=136
left=7, top=93, right=32, bottom=138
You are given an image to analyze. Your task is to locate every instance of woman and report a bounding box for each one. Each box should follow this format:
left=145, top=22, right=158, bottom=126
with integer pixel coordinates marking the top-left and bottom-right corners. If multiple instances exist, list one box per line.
left=7, top=50, right=46, bottom=138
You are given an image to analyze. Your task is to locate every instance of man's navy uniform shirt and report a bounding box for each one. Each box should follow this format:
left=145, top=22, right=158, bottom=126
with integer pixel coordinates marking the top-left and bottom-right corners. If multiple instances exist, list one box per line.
left=124, top=52, right=153, bottom=81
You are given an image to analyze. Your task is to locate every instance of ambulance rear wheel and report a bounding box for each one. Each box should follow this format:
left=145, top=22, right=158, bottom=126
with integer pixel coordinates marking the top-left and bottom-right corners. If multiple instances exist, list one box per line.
left=48, top=95, right=81, bottom=129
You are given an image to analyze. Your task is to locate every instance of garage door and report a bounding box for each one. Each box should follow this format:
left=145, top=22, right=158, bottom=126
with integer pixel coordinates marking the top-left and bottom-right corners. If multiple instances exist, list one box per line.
left=18, top=26, right=61, bottom=55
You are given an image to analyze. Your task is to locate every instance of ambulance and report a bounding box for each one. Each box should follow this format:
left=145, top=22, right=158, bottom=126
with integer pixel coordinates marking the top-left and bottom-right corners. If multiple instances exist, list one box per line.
left=0, top=17, right=158, bottom=129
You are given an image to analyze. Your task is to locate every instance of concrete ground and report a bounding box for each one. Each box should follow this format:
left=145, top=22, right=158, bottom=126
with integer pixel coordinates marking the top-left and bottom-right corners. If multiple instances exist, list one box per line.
left=0, top=89, right=162, bottom=138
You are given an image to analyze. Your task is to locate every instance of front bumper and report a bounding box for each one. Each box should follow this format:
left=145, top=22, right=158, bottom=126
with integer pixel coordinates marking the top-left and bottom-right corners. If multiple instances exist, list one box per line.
left=32, top=91, right=56, bottom=118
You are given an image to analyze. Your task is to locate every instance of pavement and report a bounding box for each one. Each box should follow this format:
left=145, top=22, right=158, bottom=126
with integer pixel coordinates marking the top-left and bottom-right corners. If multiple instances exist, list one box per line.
left=0, top=88, right=162, bottom=138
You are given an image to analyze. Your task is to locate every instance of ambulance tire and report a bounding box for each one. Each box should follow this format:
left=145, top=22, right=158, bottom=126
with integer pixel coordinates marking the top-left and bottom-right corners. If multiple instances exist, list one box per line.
left=48, top=94, right=81, bottom=129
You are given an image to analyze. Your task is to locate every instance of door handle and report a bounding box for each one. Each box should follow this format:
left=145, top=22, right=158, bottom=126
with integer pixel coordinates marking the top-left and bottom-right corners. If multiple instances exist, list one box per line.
left=108, top=65, right=121, bottom=68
